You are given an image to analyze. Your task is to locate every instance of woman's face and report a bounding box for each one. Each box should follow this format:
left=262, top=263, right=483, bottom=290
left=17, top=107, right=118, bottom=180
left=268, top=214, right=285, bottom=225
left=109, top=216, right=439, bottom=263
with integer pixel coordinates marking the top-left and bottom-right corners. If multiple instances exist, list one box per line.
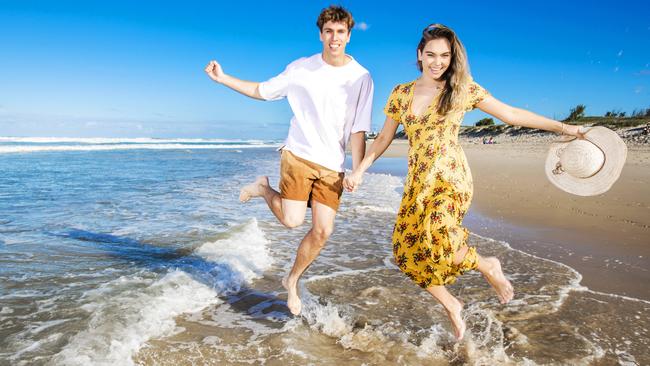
left=418, top=38, right=452, bottom=81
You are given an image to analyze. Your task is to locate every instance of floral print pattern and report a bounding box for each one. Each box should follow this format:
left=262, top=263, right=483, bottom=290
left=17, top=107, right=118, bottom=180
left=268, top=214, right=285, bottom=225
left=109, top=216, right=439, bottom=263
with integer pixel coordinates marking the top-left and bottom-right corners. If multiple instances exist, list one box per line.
left=385, top=80, right=489, bottom=288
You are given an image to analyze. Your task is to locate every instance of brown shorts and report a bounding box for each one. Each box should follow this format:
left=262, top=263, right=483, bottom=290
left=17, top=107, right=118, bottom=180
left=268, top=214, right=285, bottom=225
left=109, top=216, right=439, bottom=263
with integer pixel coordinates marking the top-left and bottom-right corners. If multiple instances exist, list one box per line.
left=279, top=150, right=344, bottom=211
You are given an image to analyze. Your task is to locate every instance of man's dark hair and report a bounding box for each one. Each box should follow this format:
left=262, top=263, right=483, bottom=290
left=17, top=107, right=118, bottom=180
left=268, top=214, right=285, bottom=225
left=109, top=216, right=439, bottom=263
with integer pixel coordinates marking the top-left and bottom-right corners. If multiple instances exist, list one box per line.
left=316, top=5, right=354, bottom=31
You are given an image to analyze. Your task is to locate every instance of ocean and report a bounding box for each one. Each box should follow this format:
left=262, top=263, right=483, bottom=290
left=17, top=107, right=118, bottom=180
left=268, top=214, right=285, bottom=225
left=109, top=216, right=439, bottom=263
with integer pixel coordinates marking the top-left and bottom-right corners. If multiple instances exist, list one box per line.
left=0, top=138, right=647, bottom=365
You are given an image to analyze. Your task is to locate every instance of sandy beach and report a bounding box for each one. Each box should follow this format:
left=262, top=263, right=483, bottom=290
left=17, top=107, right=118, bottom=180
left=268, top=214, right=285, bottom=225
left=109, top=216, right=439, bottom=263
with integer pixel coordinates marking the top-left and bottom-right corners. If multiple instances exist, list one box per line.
left=371, top=136, right=650, bottom=301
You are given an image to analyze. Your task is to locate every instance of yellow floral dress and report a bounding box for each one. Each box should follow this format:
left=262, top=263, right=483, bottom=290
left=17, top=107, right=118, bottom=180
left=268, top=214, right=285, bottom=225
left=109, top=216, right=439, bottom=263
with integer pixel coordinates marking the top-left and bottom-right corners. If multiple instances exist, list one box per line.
left=385, top=80, right=489, bottom=288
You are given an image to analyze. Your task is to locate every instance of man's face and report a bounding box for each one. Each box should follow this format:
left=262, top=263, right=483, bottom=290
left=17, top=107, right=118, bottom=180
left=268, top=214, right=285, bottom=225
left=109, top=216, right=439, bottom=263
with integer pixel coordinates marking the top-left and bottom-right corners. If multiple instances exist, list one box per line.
left=319, top=21, right=351, bottom=57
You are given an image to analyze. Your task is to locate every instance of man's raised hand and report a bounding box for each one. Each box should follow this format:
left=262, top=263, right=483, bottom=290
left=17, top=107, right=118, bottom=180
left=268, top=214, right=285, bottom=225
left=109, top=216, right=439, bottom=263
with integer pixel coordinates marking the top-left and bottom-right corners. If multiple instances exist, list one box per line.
left=205, top=60, right=225, bottom=83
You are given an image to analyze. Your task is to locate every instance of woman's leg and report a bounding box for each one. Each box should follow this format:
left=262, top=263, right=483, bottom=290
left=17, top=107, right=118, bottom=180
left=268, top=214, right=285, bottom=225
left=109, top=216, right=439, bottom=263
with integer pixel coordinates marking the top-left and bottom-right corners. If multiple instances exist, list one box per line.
left=425, top=285, right=466, bottom=341
left=453, top=247, right=514, bottom=304
left=476, top=255, right=514, bottom=304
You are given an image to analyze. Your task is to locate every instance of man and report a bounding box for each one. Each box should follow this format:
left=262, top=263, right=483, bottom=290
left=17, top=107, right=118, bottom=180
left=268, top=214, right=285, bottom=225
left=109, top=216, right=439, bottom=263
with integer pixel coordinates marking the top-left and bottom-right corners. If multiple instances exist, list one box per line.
left=204, top=6, right=373, bottom=315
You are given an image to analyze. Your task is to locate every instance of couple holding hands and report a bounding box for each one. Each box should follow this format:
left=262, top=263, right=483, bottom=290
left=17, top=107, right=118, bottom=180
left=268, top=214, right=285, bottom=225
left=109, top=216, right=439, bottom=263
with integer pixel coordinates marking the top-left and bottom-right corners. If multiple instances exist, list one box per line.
left=205, top=6, right=584, bottom=340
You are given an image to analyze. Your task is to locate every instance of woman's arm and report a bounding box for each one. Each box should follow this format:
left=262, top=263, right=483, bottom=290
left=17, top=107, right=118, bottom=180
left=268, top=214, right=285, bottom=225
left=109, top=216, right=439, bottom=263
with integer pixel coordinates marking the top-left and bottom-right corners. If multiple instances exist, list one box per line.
left=343, top=117, right=400, bottom=192
left=477, top=96, right=584, bottom=137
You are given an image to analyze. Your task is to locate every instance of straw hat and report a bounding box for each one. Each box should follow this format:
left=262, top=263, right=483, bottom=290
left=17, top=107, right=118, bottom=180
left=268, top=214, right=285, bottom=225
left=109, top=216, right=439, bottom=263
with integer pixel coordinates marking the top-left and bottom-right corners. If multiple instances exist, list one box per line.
left=545, top=126, right=627, bottom=196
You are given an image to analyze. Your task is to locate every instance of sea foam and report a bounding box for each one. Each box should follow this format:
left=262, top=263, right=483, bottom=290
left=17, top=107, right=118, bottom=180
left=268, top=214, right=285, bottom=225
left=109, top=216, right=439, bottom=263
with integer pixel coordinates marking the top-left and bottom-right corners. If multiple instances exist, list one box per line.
left=0, top=143, right=278, bottom=154
left=51, top=219, right=273, bottom=366
left=0, top=137, right=268, bottom=144
left=51, top=271, right=219, bottom=366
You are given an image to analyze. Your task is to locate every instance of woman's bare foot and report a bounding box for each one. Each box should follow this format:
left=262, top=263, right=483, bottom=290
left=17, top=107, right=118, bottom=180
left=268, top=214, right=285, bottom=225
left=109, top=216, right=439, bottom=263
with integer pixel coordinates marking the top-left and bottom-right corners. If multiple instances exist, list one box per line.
left=239, top=176, right=269, bottom=203
left=444, top=298, right=466, bottom=341
left=480, top=257, right=514, bottom=304
left=282, top=275, right=302, bottom=315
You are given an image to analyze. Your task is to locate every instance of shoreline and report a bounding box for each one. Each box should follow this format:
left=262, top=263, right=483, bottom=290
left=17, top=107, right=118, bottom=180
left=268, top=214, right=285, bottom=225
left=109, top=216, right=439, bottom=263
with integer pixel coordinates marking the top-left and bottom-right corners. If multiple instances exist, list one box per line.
left=359, top=138, right=650, bottom=301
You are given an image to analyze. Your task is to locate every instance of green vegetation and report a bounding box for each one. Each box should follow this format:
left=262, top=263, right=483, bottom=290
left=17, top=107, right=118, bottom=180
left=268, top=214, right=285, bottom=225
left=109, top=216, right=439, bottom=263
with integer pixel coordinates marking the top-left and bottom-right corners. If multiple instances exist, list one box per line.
left=605, top=110, right=625, bottom=118
left=467, top=104, right=649, bottom=129
left=461, top=124, right=510, bottom=135
left=400, top=104, right=650, bottom=139
left=475, top=117, right=495, bottom=126
left=563, top=104, right=586, bottom=121
left=559, top=104, right=650, bottom=127
left=631, top=108, right=650, bottom=118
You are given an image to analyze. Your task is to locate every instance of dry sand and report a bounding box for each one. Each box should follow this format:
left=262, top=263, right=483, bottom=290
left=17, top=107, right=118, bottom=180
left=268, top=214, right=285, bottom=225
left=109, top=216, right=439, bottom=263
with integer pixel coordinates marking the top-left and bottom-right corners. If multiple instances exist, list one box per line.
left=368, top=138, right=650, bottom=300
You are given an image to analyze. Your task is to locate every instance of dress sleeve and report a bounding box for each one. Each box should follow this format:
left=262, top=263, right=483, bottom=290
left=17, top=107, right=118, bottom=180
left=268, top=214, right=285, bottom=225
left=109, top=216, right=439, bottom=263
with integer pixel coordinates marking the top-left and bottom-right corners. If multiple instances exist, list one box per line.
left=383, top=85, right=403, bottom=123
left=466, top=81, right=490, bottom=111
left=351, top=73, right=374, bottom=133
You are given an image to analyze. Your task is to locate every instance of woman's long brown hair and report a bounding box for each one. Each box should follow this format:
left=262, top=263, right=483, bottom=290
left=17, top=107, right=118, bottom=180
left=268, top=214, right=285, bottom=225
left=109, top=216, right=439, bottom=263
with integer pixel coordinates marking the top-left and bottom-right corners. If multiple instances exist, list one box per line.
left=417, top=24, right=471, bottom=115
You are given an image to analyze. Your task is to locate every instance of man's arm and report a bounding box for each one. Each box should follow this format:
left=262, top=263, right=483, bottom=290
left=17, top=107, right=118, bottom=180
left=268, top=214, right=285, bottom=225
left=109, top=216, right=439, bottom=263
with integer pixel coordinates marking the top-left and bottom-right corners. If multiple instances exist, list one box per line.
left=205, top=60, right=264, bottom=100
left=348, top=74, right=374, bottom=171
left=343, top=117, right=399, bottom=192
left=349, top=132, right=366, bottom=171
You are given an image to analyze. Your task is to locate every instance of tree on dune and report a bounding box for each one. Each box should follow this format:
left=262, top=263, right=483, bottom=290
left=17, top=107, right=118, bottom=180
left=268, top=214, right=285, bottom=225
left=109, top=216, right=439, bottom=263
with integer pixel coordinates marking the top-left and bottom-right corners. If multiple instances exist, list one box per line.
left=475, top=117, right=495, bottom=126
left=564, top=104, right=586, bottom=121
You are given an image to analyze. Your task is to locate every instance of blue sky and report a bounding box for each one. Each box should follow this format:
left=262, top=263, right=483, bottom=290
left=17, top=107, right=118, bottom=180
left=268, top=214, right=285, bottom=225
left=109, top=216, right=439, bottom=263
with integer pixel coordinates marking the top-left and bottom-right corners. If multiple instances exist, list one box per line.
left=1, top=0, right=648, bottom=139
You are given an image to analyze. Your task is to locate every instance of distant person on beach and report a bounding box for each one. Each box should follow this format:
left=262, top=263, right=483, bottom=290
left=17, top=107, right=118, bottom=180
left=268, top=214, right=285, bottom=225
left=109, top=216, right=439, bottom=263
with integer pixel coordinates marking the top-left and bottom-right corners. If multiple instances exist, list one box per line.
left=205, top=6, right=373, bottom=315
left=343, top=24, right=584, bottom=341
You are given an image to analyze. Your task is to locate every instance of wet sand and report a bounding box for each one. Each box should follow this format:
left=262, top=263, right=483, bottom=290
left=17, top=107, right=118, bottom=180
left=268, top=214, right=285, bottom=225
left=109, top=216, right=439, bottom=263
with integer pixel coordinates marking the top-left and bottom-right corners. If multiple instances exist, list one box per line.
left=368, top=139, right=650, bottom=300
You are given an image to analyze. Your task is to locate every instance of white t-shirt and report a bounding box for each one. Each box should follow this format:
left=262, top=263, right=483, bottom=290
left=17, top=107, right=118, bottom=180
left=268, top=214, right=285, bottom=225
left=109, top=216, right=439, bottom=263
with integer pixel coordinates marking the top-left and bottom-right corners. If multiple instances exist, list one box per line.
left=258, top=53, right=373, bottom=172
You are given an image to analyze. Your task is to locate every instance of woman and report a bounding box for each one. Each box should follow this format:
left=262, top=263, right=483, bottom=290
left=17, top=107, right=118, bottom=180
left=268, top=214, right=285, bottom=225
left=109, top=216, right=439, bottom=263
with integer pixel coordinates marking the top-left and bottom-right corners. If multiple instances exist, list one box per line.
left=343, top=24, right=584, bottom=341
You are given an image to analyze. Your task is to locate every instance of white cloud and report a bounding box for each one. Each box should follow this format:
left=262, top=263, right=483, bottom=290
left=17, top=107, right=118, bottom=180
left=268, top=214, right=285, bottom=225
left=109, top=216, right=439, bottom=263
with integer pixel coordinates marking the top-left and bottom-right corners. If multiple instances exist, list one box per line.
left=617, top=49, right=623, bottom=57
left=634, top=86, right=644, bottom=94
left=614, top=66, right=619, bottom=72
left=354, top=22, right=370, bottom=31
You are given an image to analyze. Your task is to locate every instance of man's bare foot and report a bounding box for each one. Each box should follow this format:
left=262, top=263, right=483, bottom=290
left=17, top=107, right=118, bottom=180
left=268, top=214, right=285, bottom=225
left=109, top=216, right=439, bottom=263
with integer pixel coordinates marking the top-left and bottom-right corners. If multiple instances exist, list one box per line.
left=239, top=176, right=269, bottom=203
left=444, top=298, right=466, bottom=341
left=282, top=275, right=302, bottom=315
left=481, top=257, right=514, bottom=304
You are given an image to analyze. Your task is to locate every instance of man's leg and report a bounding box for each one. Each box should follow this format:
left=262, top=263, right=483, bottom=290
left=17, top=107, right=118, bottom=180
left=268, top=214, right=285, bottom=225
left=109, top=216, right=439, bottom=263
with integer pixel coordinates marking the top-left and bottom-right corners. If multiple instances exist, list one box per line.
left=241, top=151, right=313, bottom=228
left=240, top=177, right=308, bottom=228
left=282, top=200, right=336, bottom=315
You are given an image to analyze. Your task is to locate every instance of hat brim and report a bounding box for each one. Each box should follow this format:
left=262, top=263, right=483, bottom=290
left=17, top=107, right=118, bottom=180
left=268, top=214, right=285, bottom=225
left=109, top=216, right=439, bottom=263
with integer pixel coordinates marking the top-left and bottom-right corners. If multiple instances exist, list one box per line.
left=545, top=126, right=627, bottom=196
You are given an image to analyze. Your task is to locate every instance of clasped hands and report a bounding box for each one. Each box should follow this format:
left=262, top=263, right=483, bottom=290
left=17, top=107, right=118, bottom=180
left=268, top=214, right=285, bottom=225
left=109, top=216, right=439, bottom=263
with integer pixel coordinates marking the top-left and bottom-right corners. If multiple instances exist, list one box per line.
left=343, top=171, right=363, bottom=192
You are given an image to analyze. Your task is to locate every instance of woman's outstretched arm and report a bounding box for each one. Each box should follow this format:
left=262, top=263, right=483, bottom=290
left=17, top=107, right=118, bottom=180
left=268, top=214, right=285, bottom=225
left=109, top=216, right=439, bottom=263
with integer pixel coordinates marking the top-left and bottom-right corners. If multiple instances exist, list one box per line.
left=477, top=96, right=585, bottom=138
left=343, top=117, right=400, bottom=192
